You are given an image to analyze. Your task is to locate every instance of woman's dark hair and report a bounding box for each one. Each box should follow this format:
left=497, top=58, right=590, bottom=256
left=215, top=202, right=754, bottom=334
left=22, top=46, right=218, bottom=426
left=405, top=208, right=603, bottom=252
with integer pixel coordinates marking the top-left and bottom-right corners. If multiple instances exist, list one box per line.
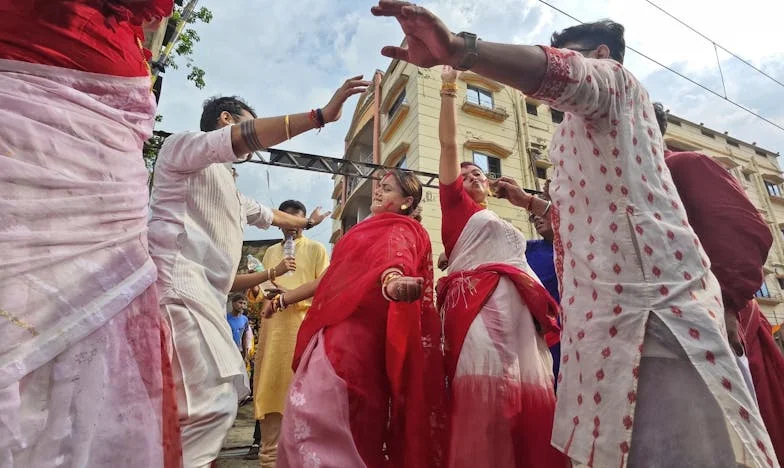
left=460, top=161, right=484, bottom=174
left=200, top=96, right=257, bottom=132
left=278, top=199, right=307, bottom=216
left=551, top=20, right=626, bottom=63
left=389, top=169, right=423, bottom=221
left=652, top=102, right=668, bottom=136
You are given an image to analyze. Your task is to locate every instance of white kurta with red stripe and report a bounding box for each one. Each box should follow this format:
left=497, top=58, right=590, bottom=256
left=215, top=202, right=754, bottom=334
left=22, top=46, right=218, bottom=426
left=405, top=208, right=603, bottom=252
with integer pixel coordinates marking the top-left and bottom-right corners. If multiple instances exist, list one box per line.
left=531, top=46, right=776, bottom=467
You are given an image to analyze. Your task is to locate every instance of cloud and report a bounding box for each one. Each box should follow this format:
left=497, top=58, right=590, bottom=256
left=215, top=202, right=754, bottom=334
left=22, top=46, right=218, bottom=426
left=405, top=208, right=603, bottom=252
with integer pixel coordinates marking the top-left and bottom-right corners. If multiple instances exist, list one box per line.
left=156, top=0, right=784, bottom=248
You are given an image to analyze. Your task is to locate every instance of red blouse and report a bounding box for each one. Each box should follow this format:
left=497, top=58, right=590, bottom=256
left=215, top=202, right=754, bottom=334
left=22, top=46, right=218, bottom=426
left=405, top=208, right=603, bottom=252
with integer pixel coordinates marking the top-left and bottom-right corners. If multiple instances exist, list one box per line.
left=439, top=177, right=482, bottom=258
left=0, top=0, right=172, bottom=77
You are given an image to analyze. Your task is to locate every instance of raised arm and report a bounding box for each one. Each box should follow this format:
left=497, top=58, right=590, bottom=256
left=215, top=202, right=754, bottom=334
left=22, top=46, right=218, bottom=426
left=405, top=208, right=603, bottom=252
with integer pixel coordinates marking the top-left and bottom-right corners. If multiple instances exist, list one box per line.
left=239, top=193, right=331, bottom=231
left=230, top=76, right=369, bottom=156
left=438, top=66, right=460, bottom=185
left=372, top=1, right=627, bottom=121
left=157, top=76, right=369, bottom=174
left=372, top=2, right=547, bottom=94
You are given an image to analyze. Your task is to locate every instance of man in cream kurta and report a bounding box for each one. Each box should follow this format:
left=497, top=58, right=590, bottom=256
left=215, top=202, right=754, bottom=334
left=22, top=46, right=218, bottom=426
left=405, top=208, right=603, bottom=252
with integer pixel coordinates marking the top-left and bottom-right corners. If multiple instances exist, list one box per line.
left=254, top=199, right=329, bottom=468
left=149, top=125, right=276, bottom=467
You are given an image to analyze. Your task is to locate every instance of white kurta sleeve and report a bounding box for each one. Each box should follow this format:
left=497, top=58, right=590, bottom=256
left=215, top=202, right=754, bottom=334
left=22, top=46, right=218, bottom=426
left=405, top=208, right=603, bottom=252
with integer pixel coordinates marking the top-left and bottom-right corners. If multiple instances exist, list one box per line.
left=156, top=125, right=243, bottom=173
left=240, top=193, right=274, bottom=229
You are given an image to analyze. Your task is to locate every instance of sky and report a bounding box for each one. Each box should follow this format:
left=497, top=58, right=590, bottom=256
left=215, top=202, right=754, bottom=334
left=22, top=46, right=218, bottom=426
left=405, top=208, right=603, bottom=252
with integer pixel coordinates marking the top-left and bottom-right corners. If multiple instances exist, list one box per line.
left=156, top=0, right=784, bottom=247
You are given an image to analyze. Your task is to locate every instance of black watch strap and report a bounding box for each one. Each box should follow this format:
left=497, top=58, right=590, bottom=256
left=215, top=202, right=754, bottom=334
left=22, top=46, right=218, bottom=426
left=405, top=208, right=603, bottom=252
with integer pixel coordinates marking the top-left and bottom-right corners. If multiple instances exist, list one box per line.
left=305, top=218, right=314, bottom=230
left=455, top=31, right=479, bottom=71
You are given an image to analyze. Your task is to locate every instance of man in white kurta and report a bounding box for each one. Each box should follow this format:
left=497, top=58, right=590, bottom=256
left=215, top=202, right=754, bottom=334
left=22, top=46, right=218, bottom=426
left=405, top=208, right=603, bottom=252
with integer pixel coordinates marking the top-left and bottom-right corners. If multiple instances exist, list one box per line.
left=149, top=126, right=275, bottom=467
left=529, top=45, right=777, bottom=467
left=148, top=78, right=366, bottom=467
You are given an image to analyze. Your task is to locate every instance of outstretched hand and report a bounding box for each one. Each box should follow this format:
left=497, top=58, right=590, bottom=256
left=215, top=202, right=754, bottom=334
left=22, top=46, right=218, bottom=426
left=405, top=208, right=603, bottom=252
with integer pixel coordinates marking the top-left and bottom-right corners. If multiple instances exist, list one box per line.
left=322, top=76, right=372, bottom=123
left=371, top=1, right=460, bottom=68
left=308, top=206, right=331, bottom=227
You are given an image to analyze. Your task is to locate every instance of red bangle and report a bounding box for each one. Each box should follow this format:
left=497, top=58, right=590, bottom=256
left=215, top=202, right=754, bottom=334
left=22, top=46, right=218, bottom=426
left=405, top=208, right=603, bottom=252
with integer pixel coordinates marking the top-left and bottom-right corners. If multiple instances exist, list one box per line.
left=309, top=109, right=324, bottom=128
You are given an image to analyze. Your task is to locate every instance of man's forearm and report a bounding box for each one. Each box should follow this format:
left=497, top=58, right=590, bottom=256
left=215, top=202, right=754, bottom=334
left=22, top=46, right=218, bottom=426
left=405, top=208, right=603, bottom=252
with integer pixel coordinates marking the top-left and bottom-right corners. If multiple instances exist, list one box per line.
left=451, top=36, right=548, bottom=95
left=271, top=209, right=309, bottom=230
left=231, top=112, right=320, bottom=156
left=231, top=271, right=272, bottom=292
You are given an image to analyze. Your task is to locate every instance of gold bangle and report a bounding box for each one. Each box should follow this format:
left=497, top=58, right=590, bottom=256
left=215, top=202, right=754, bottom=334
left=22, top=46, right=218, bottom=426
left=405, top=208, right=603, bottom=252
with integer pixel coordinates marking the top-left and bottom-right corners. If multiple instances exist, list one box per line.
left=269, top=266, right=276, bottom=282
left=440, top=91, right=457, bottom=98
left=441, top=83, right=458, bottom=92
left=382, top=271, right=402, bottom=287
left=284, top=114, right=291, bottom=140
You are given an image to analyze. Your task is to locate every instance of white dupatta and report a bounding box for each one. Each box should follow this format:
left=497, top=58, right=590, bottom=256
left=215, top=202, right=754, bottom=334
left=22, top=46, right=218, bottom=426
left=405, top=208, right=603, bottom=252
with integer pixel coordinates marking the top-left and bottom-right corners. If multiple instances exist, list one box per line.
left=0, top=60, right=157, bottom=387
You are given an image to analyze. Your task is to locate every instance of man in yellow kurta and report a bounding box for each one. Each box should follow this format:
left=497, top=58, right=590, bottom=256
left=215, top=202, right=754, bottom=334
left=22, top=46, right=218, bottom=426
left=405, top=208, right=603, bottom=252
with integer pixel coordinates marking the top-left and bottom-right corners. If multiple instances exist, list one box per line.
left=253, top=199, right=329, bottom=468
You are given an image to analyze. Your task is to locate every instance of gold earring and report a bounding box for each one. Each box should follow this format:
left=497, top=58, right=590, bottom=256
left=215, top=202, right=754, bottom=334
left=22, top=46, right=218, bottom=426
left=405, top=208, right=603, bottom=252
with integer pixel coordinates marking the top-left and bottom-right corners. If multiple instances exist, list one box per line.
left=401, top=204, right=408, bottom=211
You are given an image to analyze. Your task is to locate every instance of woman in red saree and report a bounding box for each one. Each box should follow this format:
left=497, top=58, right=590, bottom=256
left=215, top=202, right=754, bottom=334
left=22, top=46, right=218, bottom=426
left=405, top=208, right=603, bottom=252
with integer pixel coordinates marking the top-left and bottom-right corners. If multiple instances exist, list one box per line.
left=0, top=1, right=179, bottom=467
left=272, top=170, right=446, bottom=468
left=739, top=300, right=784, bottom=465
left=436, top=66, right=565, bottom=467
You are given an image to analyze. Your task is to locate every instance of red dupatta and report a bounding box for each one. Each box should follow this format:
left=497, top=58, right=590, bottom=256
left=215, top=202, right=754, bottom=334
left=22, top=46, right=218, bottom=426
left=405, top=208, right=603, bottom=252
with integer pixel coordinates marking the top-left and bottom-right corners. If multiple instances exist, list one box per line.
left=294, top=213, right=447, bottom=468
left=436, top=263, right=561, bottom=383
left=739, top=300, right=784, bottom=465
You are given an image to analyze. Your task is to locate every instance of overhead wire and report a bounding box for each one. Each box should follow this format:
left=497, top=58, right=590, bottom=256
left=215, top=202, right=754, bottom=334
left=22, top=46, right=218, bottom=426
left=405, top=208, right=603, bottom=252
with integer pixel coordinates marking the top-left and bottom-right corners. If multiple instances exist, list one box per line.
left=536, top=0, right=784, bottom=134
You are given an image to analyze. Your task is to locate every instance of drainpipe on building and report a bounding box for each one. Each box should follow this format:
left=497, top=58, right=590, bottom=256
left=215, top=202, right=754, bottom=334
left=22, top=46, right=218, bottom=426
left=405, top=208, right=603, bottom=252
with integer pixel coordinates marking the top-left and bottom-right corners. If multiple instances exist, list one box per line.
left=372, top=71, right=383, bottom=193
left=517, top=93, right=541, bottom=193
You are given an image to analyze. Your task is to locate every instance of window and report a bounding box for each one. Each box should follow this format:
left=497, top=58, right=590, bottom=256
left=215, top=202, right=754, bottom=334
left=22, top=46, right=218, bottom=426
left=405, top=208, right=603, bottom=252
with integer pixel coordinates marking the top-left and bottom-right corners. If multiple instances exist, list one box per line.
left=388, top=89, right=407, bottom=119
left=472, top=151, right=502, bottom=178
left=727, top=139, right=740, bottom=148
left=700, top=129, right=715, bottom=139
left=756, top=150, right=767, bottom=157
left=395, top=156, right=407, bottom=169
left=756, top=281, right=771, bottom=299
left=778, top=278, right=784, bottom=291
left=551, top=110, right=564, bottom=123
left=765, top=180, right=782, bottom=197
left=466, top=85, right=493, bottom=109
left=744, top=172, right=752, bottom=182
left=526, top=103, right=538, bottom=116
left=536, top=166, right=548, bottom=179
left=668, top=119, right=681, bottom=127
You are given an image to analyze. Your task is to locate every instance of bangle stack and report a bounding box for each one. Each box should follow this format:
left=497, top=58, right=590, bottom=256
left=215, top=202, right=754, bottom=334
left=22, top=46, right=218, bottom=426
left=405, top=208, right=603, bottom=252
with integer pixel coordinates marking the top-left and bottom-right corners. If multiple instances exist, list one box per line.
left=269, top=266, right=277, bottom=282
left=270, top=294, right=287, bottom=313
left=284, top=114, right=291, bottom=140
left=440, top=82, right=458, bottom=98
left=309, top=109, right=325, bottom=129
left=381, top=270, right=403, bottom=302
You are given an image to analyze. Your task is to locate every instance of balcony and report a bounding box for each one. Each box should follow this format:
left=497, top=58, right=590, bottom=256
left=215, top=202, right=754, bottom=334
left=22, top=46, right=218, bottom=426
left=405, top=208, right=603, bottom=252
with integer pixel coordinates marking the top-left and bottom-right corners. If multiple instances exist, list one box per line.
left=461, top=100, right=508, bottom=122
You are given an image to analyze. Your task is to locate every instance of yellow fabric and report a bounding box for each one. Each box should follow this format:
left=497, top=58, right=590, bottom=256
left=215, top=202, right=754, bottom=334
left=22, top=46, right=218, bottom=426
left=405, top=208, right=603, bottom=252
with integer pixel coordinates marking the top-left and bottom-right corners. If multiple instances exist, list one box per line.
left=246, top=288, right=264, bottom=318
left=253, top=236, right=329, bottom=419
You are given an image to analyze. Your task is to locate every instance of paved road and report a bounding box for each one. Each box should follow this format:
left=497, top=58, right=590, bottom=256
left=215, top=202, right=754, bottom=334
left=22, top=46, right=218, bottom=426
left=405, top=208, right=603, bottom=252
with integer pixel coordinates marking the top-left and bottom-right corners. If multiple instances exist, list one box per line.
left=216, top=404, right=257, bottom=467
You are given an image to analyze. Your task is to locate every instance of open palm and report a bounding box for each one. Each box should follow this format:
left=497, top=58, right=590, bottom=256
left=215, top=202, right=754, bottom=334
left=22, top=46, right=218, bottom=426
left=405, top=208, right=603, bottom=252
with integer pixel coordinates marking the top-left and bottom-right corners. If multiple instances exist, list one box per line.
left=371, top=1, right=456, bottom=68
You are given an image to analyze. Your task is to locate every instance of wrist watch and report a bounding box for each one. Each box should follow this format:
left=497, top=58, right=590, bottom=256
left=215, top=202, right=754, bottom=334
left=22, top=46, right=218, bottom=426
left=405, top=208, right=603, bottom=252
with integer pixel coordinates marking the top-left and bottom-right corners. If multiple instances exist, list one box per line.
left=304, top=218, right=314, bottom=230
left=455, top=31, right=479, bottom=71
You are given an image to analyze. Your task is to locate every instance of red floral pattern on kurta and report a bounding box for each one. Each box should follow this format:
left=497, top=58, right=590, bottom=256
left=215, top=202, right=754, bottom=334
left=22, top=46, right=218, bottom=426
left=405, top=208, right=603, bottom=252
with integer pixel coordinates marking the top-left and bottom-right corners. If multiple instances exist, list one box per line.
left=532, top=46, right=776, bottom=467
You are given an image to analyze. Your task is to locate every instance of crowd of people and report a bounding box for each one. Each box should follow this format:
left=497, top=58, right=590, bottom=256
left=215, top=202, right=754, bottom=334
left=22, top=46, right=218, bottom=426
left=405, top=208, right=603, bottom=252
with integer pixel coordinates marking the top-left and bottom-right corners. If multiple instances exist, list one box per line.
left=1, top=1, right=783, bottom=467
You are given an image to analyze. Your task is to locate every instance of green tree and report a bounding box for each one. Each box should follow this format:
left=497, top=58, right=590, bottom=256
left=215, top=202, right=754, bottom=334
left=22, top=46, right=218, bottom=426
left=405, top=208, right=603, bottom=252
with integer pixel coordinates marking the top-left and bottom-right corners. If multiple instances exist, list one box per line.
left=165, top=5, right=213, bottom=89
left=144, top=5, right=212, bottom=177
